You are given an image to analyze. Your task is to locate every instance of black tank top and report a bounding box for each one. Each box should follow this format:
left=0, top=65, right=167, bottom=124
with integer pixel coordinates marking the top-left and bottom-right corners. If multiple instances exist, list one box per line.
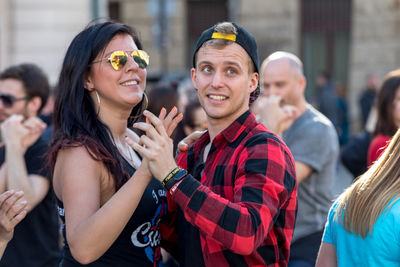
left=56, top=160, right=167, bottom=266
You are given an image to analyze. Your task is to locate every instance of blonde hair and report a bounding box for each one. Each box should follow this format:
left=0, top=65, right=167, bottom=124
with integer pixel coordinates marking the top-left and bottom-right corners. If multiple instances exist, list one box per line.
left=336, top=128, right=400, bottom=238
left=201, top=22, right=254, bottom=74
left=200, top=22, right=237, bottom=51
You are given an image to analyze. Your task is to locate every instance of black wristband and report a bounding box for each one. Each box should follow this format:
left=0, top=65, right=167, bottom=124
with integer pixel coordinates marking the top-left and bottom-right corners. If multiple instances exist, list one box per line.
left=163, top=168, right=188, bottom=191
left=162, top=167, right=180, bottom=187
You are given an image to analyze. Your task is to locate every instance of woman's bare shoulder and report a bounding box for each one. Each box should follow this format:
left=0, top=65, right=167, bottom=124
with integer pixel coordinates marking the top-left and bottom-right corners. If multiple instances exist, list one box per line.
left=53, top=145, right=105, bottom=196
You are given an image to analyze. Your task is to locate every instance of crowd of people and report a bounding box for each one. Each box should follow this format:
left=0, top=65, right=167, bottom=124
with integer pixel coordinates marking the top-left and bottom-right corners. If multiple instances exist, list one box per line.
left=0, top=19, right=398, bottom=267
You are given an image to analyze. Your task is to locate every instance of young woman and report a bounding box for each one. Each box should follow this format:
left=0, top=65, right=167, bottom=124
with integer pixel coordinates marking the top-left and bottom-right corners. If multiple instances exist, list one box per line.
left=367, top=69, right=400, bottom=166
left=316, top=128, right=400, bottom=266
left=182, top=100, right=207, bottom=137
left=49, top=21, right=181, bottom=266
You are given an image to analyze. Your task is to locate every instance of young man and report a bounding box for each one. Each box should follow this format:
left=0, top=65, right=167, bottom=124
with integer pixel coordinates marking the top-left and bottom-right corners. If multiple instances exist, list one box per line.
left=254, top=52, right=339, bottom=266
left=0, top=64, right=59, bottom=266
left=132, top=22, right=297, bottom=266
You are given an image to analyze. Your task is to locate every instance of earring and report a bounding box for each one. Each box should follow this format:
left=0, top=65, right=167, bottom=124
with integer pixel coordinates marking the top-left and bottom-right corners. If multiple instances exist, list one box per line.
left=95, top=90, right=101, bottom=115
left=129, top=92, right=148, bottom=120
left=142, top=92, right=148, bottom=110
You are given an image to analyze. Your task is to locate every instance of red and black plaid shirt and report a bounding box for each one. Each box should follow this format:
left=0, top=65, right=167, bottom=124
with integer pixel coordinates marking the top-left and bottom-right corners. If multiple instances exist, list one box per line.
left=161, top=110, right=297, bottom=266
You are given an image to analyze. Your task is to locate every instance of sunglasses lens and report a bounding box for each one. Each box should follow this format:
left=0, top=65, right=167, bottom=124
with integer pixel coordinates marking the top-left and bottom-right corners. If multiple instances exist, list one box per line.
left=0, top=95, right=13, bottom=108
left=132, top=50, right=149, bottom=69
left=109, top=51, right=128, bottom=71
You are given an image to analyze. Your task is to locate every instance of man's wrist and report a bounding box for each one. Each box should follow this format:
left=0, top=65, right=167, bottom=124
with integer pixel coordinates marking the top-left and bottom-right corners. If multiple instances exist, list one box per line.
left=5, top=142, right=25, bottom=154
left=162, top=167, right=188, bottom=191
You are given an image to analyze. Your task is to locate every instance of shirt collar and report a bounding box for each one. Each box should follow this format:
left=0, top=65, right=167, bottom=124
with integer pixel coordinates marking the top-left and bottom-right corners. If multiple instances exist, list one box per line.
left=189, top=110, right=257, bottom=159
left=219, top=110, right=256, bottom=143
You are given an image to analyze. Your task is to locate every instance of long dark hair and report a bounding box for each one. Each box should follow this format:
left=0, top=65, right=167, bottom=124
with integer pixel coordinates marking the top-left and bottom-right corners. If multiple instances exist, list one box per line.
left=49, top=21, right=145, bottom=190
left=374, top=69, right=400, bottom=137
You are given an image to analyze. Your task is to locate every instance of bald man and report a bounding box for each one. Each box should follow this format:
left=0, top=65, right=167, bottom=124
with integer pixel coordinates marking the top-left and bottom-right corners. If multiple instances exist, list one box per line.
left=253, top=51, right=339, bottom=267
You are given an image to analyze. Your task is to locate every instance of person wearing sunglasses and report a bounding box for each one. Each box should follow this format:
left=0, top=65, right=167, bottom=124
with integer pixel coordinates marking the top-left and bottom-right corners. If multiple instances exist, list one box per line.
left=0, top=63, right=60, bottom=267
left=48, top=21, right=181, bottom=266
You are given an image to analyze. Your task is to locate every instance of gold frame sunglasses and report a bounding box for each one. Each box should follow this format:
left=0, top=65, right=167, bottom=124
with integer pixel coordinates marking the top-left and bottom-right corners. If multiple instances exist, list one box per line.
left=92, top=50, right=150, bottom=70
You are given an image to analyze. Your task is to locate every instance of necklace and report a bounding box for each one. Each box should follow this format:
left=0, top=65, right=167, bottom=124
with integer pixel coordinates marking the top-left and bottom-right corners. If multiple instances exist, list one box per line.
left=117, top=142, right=135, bottom=168
left=115, top=135, right=141, bottom=169
left=126, top=145, right=134, bottom=164
left=125, top=144, right=141, bottom=169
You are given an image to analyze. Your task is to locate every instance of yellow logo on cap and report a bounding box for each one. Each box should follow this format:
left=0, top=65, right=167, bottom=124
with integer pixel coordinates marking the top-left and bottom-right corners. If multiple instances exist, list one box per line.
left=211, top=32, right=237, bottom=42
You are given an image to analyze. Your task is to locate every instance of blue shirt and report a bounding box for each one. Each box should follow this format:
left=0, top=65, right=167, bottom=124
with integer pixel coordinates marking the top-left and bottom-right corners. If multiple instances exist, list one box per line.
left=323, top=197, right=400, bottom=266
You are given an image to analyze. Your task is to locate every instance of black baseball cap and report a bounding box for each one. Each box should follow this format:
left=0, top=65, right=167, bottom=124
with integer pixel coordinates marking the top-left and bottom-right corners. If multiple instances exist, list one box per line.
left=192, top=22, right=259, bottom=74
left=192, top=22, right=260, bottom=103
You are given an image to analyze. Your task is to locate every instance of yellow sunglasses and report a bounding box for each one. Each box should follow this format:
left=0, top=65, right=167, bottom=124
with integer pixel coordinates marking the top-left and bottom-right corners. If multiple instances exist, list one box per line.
left=92, top=50, right=150, bottom=70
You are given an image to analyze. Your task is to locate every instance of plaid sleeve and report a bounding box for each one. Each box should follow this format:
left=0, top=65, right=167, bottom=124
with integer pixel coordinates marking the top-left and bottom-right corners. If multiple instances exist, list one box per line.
left=159, top=190, right=179, bottom=256
left=171, top=133, right=297, bottom=255
left=159, top=150, right=189, bottom=256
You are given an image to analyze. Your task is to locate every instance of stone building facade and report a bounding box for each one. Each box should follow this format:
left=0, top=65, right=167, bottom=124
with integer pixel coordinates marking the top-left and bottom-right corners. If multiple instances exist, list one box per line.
left=0, top=0, right=92, bottom=84
left=1, top=0, right=400, bottom=130
left=112, top=0, right=400, bottom=131
left=349, top=0, right=400, bottom=129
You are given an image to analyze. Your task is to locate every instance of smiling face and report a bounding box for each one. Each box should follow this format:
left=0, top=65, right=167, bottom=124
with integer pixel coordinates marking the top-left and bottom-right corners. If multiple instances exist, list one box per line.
left=191, top=43, right=258, bottom=129
left=86, top=34, right=147, bottom=114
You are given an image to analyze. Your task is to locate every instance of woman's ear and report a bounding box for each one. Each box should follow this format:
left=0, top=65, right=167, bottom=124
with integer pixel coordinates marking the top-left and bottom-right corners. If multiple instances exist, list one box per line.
left=84, top=74, right=95, bottom=92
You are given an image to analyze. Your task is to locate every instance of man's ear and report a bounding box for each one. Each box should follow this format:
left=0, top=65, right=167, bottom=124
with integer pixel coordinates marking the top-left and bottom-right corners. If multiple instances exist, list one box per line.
left=190, top=68, right=197, bottom=89
left=26, top=96, right=42, bottom=117
left=298, top=75, right=307, bottom=94
left=248, top=72, right=259, bottom=94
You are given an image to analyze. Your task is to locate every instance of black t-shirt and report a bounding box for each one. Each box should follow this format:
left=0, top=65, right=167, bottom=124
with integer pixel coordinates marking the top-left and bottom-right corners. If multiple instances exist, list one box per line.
left=57, top=160, right=167, bottom=266
left=177, top=146, right=205, bottom=267
left=0, top=136, right=60, bottom=267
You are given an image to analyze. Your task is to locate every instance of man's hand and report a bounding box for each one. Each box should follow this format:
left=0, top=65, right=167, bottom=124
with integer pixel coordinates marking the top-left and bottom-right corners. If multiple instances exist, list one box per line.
left=0, top=115, right=46, bottom=154
left=22, top=117, right=47, bottom=149
left=0, top=190, right=27, bottom=243
left=177, top=130, right=206, bottom=153
left=253, top=95, right=299, bottom=136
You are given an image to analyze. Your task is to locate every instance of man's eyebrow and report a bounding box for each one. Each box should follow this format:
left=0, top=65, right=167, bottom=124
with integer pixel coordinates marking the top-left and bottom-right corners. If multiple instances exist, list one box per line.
left=224, top=61, right=241, bottom=68
left=197, top=60, right=213, bottom=66
left=197, top=60, right=242, bottom=68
